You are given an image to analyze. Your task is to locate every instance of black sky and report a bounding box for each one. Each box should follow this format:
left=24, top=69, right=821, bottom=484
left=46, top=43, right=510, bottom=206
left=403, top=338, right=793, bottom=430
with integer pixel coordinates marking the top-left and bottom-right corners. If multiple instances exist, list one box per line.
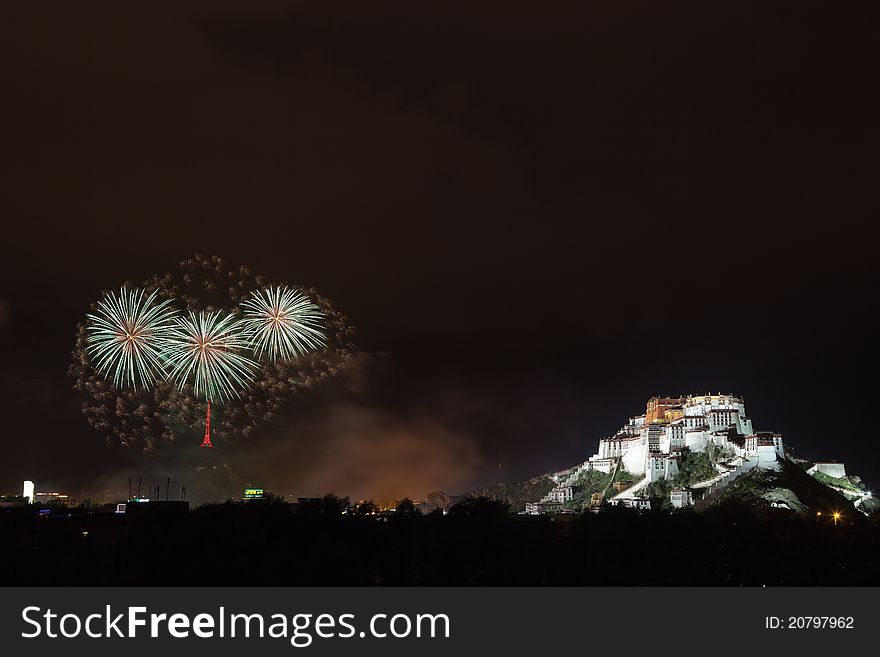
left=1, top=1, right=878, bottom=500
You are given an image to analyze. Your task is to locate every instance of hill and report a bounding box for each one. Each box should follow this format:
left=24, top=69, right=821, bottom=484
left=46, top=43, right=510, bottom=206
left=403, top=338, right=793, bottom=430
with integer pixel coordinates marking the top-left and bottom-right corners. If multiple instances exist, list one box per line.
left=696, top=458, right=865, bottom=520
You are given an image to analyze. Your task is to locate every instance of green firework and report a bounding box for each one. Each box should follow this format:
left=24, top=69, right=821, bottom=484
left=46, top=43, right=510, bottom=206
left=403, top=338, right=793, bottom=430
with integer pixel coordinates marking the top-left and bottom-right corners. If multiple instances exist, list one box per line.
left=163, top=310, right=257, bottom=403
left=85, top=287, right=177, bottom=389
left=239, top=286, right=326, bottom=362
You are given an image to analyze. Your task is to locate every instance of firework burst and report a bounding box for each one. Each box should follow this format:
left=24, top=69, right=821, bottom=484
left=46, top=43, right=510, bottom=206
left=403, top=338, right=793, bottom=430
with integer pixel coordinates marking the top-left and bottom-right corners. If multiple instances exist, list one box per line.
left=71, top=254, right=356, bottom=450
left=163, top=310, right=257, bottom=403
left=85, top=287, right=177, bottom=389
left=240, top=286, right=326, bottom=362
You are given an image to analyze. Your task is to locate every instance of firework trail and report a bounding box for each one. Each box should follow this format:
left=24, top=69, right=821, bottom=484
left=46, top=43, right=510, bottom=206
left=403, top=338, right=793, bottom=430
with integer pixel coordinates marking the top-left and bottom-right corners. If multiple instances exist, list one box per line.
left=240, top=285, right=326, bottom=362
left=163, top=310, right=257, bottom=403
left=85, top=287, right=177, bottom=389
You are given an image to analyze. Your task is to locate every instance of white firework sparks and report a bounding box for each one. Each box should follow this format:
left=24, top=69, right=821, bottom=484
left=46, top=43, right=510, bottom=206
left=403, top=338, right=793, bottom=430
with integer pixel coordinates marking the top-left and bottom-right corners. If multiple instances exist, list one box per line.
left=163, top=310, right=257, bottom=403
left=85, top=287, right=177, bottom=389
left=240, top=286, right=326, bottom=362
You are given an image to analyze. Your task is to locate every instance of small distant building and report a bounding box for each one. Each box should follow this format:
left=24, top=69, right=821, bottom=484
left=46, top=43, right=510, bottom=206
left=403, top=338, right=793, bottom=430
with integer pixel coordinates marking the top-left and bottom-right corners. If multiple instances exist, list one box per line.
left=617, top=498, right=651, bottom=511
left=807, top=462, right=847, bottom=479
left=586, top=458, right=615, bottom=474
left=35, top=491, right=74, bottom=507
left=544, top=485, right=582, bottom=503
left=23, top=481, right=35, bottom=504
left=243, top=487, right=267, bottom=501
left=524, top=500, right=564, bottom=515
left=670, top=488, right=693, bottom=509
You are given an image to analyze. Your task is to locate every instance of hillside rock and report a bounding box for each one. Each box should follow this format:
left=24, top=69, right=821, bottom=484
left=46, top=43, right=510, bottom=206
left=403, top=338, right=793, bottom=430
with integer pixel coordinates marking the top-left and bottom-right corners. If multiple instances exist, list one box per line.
left=417, top=491, right=454, bottom=513
left=697, top=459, right=864, bottom=521
left=463, top=475, right=555, bottom=512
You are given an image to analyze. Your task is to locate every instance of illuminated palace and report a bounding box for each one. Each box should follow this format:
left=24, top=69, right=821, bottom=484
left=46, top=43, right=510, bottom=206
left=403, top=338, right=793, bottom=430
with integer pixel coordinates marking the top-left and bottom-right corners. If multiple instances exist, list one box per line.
left=526, top=394, right=788, bottom=513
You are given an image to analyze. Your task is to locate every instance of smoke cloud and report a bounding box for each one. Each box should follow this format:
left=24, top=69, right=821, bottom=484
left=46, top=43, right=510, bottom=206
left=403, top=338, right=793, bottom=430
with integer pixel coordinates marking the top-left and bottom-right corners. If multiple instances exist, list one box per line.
left=238, top=402, right=483, bottom=502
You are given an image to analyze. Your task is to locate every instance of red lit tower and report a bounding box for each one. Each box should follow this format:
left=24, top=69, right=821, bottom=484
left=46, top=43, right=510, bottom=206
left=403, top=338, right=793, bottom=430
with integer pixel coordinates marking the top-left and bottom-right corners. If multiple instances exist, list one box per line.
left=200, top=400, right=213, bottom=448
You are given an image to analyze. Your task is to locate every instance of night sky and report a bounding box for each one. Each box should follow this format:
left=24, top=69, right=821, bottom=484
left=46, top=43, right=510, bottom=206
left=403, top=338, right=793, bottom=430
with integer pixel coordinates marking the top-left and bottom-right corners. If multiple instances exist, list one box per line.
left=2, top=2, right=878, bottom=501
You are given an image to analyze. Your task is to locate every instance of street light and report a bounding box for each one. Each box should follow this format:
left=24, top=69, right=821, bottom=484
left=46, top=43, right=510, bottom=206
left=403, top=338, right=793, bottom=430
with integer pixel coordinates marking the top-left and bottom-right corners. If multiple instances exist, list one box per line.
left=833, top=512, right=841, bottom=526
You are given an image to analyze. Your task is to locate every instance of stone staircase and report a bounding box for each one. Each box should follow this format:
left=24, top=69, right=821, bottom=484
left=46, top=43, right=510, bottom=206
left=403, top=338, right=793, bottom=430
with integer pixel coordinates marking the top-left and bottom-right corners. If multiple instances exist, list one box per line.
left=694, top=458, right=757, bottom=507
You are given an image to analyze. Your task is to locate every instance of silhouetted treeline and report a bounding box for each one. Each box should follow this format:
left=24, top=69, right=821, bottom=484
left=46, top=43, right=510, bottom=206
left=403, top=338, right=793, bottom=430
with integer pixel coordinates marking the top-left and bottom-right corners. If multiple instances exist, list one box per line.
left=1, top=497, right=878, bottom=586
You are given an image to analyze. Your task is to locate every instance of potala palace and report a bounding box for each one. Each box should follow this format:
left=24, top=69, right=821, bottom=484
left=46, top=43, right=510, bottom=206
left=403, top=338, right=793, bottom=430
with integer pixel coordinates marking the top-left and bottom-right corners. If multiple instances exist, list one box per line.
left=524, top=393, right=868, bottom=514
